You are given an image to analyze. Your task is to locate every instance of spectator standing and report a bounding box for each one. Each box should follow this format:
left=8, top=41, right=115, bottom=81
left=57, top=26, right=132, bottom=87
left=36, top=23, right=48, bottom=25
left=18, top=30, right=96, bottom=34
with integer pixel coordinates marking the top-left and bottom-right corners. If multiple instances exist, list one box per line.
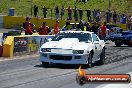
left=121, top=14, right=127, bottom=24
left=99, top=22, right=107, bottom=40
left=96, top=22, right=101, bottom=36
left=74, top=6, right=78, bottom=21
left=62, top=21, right=70, bottom=31
left=106, top=10, right=111, bottom=23
left=82, top=0, right=86, bottom=3
left=86, top=9, right=91, bottom=22
left=127, top=15, right=132, bottom=30
left=113, top=11, right=118, bottom=24
left=34, top=5, right=38, bottom=17
left=55, top=6, right=59, bottom=20
left=37, top=22, right=50, bottom=35
left=60, top=5, right=65, bottom=20
left=79, top=20, right=84, bottom=31
left=23, top=17, right=34, bottom=35
left=92, top=9, right=97, bottom=21
left=79, top=8, right=83, bottom=21
left=91, top=22, right=98, bottom=34
left=42, top=6, right=48, bottom=18
left=68, top=6, right=72, bottom=20
left=84, top=22, right=91, bottom=31
left=96, top=9, right=101, bottom=22
left=54, top=20, right=59, bottom=35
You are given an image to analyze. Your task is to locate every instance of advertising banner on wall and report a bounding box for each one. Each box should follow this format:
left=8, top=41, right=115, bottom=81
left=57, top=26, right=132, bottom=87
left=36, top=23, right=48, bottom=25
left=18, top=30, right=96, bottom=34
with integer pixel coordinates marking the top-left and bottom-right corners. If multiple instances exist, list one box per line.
left=13, top=36, right=54, bottom=56
left=27, top=36, right=54, bottom=52
left=14, top=37, right=28, bottom=53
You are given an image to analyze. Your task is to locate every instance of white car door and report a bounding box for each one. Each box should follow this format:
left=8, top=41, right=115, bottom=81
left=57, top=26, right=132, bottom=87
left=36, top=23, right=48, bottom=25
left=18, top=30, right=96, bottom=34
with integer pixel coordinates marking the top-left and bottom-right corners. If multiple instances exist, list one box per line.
left=96, top=35, right=103, bottom=53
left=92, top=34, right=102, bottom=61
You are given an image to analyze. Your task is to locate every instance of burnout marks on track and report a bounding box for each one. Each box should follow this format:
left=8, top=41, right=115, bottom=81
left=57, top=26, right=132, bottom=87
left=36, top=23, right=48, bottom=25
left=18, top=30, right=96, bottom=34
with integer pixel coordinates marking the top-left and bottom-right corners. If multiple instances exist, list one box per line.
left=105, top=46, right=132, bottom=64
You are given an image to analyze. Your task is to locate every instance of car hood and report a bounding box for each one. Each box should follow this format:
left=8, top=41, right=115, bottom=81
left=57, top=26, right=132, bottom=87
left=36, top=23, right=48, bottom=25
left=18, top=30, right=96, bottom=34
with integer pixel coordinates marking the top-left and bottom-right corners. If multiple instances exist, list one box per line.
left=41, top=38, right=92, bottom=50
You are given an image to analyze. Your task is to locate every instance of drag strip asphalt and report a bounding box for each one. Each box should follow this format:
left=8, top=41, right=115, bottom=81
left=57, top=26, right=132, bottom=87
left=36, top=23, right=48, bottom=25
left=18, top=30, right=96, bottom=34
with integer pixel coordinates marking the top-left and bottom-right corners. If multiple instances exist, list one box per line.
left=0, top=43, right=132, bottom=88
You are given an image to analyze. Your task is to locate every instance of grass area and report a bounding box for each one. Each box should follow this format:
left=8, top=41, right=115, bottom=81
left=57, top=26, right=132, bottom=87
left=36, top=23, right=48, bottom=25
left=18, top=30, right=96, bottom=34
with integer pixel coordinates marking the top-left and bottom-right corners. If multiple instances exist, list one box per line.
left=0, top=0, right=131, bottom=20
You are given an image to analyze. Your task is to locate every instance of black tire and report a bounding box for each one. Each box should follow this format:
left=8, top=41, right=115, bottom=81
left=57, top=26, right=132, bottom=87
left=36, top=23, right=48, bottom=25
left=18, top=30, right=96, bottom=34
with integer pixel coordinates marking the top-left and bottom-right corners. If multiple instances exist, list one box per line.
left=115, top=42, right=121, bottom=47
left=98, top=48, right=105, bottom=65
left=42, top=62, right=49, bottom=67
left=128, top=41, right=132, bottom=47
left=88, top=52, right=93, bottom=68
left=76, top=75, right=86, bottom=85
left=79, top=76, right=86, bottom=85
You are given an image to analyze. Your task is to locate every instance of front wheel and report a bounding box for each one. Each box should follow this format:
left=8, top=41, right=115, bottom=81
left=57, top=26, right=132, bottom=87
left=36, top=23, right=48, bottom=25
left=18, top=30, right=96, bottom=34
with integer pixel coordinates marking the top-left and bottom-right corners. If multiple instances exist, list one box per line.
left=115, top=42, right=121, bottom=47
left=128, top=40, right=132, bottom=47
left=42, top=62, right=49, bottom=67
left=87, top=52, right=93, bottom=68
left=99, top=48, right=105, bottom=65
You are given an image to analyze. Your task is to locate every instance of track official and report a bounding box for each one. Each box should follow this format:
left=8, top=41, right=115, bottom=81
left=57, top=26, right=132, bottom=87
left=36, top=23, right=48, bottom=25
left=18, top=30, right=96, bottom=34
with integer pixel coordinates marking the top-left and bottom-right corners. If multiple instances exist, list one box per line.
left=23, top=17, right=34, bottom=35
left=38, top=22, right=50, bottom=35
left=99, top=22, right=107, bottom=40
left=54, top=20, right=59, bottom=35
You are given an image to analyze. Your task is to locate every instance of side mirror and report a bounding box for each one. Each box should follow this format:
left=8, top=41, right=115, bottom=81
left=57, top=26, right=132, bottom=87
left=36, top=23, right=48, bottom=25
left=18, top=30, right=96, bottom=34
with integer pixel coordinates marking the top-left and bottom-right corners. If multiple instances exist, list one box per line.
left=86, top=40, right=91, bottom=43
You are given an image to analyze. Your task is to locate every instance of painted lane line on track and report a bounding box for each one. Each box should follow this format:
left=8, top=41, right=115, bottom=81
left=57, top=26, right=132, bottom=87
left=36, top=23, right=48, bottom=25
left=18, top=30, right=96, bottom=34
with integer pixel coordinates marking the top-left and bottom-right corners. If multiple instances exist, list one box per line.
left=1, top=70, right=76, bottom=88
left=96, top=72, right=132, bottom=88
left=0, top=54, right=39, bottom=62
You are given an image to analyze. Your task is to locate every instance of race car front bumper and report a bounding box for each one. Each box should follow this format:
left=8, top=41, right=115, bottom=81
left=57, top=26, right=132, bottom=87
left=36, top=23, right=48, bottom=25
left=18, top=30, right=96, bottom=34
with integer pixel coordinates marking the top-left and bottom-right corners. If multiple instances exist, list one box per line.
left=39, top=53, right=89, bottom=64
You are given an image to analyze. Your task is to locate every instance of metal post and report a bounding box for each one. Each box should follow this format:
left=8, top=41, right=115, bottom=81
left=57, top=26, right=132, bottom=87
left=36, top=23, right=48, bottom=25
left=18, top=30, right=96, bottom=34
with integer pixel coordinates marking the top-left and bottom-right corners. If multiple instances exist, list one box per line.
left=51, top=9, right=52, bottom=19
left=108, top=0, right=110, bottom=10
left=31, top=0, right=33, bottom=16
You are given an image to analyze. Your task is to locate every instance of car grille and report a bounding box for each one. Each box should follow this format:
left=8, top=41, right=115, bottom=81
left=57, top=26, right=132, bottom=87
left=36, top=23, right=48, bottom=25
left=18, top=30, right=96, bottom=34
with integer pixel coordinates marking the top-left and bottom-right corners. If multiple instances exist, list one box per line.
left=51, top=49, right=72, bottom=54
left=50, top=55, right=72, bottom=60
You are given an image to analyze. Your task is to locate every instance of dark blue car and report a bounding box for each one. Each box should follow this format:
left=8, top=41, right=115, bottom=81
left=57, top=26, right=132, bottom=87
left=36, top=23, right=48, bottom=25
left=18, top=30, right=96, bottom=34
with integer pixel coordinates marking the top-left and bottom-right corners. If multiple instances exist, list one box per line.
left=110, top=31, right=132, bottom=46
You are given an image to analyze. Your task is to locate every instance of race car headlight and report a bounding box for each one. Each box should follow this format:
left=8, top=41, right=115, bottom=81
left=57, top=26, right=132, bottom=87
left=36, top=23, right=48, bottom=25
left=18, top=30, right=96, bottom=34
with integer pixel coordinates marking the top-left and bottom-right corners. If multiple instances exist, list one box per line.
left=73, top=50, right=84, bottom=54
left=41, top=48, right=45, bottom=52
left=41, top=48, right=51, bottom=52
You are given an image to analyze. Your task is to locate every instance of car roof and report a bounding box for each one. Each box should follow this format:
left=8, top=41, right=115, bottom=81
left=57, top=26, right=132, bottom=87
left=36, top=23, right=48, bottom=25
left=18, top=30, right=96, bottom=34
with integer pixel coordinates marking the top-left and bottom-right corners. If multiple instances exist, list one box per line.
left=60, top=31, right=94, bottom=34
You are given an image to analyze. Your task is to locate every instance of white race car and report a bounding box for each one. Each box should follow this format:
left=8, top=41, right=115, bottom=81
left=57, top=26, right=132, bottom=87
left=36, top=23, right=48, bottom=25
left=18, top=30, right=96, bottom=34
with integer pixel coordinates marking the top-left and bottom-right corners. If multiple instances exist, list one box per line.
left=39, top=31, right=105, bottom=67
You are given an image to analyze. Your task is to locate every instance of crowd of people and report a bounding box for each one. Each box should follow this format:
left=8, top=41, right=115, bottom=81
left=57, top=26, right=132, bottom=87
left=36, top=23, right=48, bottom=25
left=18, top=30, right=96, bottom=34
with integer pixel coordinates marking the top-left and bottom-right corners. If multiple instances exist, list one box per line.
left=33, top=5, right=132, bottom=31
left=22, top=16, right=108, bottom=41
left=21, top=4, right=132, bottom=41
left=22, top=17, right=59, bottom=35
left=34, top=5, right=131, bottom=26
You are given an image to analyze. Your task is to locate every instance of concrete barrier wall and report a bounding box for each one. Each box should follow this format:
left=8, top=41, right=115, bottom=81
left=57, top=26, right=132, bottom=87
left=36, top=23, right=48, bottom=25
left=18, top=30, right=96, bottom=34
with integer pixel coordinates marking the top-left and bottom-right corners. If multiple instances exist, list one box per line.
left=3, top=16, right=66, bottom=29
left=117, top=24, right=127, bottom=31
left=2, top=36, right=14, bottom=57
left=3, top=16, right=127, bottom=31
left=2, top=35, right=54, bottom=57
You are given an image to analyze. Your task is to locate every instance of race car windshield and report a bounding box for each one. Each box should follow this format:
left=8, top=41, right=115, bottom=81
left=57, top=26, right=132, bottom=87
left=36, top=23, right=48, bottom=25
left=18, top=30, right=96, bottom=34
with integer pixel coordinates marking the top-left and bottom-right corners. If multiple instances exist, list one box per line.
left=52, top=32, right=92, bottom=42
